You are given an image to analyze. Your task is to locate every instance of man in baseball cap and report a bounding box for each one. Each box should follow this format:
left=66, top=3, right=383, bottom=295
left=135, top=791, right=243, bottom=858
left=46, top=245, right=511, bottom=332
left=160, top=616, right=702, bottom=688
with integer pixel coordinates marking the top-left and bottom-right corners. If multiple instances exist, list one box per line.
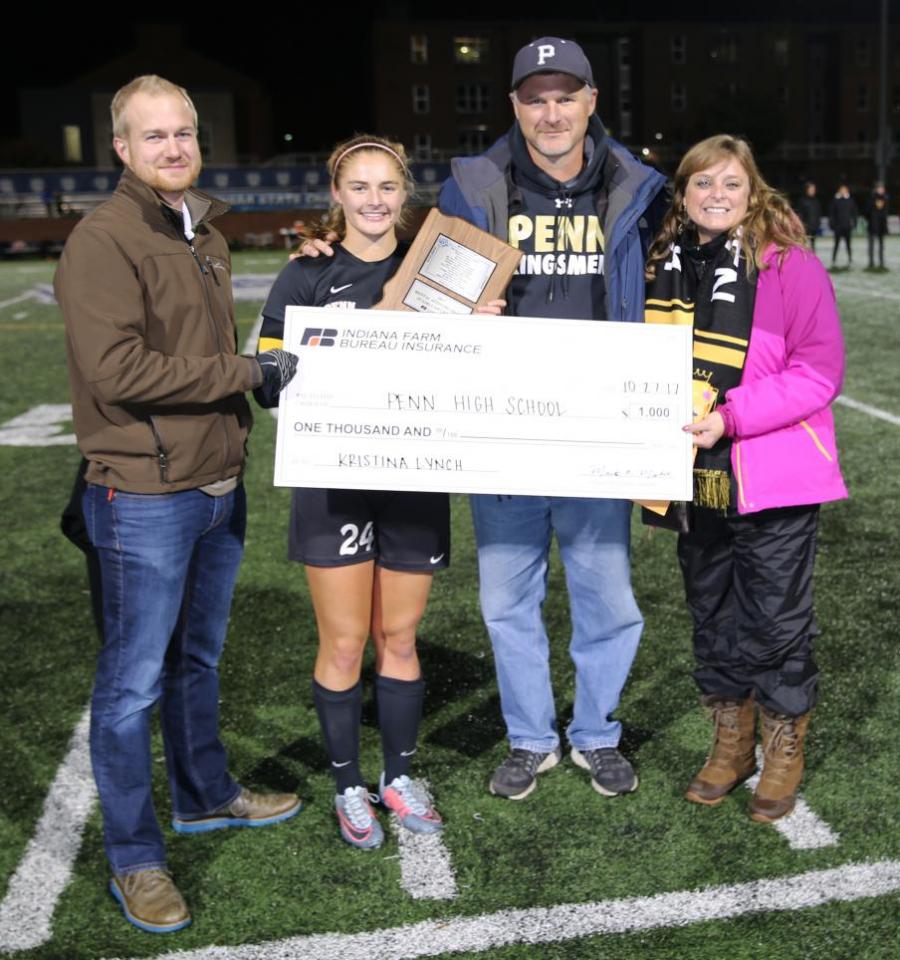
left=439, top=39, right=667, bottom=802
left=510, top=36, right=595, bottom=89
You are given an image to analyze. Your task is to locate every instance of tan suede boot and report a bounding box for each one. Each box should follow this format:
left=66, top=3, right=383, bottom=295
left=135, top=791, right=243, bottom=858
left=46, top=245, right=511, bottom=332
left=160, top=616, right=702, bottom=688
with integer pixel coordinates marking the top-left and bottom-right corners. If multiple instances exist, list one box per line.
left=685, top=696, right=757, bottom=805
left=749, top=708, right=811, bottom=822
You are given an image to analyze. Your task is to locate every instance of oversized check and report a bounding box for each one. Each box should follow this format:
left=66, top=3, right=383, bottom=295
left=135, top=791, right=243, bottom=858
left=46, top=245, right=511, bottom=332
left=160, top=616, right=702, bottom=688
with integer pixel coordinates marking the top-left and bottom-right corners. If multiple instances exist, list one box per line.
left=274, top=308, right=693, bottom=500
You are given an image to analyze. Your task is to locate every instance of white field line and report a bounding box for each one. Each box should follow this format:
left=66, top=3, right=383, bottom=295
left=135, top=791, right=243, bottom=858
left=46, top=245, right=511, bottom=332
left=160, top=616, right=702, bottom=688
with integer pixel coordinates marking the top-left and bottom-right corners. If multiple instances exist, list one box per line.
left=392, top=826, right=459, bottom=901
left=836, top=395, right=900, bottom=427
left=0, top=292, right=35, bottom=311
left=240, top=315, right=263, bottom=356
left=99, top=859, right=900, bottom=960
left=388, top=781, right=458, bottom=901
left=0, top=403, right=76, bottom=446
left=0, top=706, right=96, bottom=953
left=744, top=748, right=839, bottom=850
left=836, top=282, right=900, bottom=302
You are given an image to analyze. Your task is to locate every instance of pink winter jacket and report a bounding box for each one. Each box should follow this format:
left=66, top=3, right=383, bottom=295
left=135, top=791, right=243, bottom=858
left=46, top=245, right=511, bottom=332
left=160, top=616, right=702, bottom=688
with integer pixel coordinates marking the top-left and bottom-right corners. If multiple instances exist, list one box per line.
left=717, top=245, right=848, bottom=514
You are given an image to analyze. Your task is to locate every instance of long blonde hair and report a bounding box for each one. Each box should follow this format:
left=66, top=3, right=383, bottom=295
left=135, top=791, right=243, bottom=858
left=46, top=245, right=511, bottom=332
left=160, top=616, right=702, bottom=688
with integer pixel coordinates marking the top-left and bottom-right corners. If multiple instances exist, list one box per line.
left=646, top=134, right=807, bottom=278
left=303, top=134, right=415, bottom=242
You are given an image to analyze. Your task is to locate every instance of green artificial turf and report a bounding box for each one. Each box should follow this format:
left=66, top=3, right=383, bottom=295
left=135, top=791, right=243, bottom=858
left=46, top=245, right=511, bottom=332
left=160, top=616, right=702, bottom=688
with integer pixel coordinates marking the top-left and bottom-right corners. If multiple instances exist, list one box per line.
left=0, top=245, right=897, bottom=959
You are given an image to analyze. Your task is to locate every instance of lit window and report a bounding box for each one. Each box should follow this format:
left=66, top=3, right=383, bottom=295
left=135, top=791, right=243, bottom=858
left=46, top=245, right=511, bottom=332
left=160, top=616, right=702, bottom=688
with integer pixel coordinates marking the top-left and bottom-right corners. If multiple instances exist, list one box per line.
left=710, top=33, right=739, bottom=63
left=454, top=36, right=489, bottom=64
left=411, top=35, right=428, bottom=64
left=62, top=125, right=82, bottom=163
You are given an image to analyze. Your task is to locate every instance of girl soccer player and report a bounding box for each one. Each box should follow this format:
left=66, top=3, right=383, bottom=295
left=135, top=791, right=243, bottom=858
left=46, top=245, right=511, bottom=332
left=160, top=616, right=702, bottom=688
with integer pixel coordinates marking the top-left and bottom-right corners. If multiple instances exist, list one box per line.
left=257, top=134, right=501, bottom=848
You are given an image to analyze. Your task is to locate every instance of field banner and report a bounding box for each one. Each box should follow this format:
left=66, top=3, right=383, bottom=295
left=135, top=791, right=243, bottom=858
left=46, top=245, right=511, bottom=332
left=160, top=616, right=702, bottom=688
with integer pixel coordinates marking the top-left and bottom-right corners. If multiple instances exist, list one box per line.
left=274, top=308, right=693, bottom=501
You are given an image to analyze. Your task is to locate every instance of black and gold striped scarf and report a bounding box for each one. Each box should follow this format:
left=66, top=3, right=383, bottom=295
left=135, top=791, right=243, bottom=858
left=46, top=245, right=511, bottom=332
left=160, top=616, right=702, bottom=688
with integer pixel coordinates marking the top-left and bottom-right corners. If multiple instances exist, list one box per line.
left=645, top=232, right=755, bottom=510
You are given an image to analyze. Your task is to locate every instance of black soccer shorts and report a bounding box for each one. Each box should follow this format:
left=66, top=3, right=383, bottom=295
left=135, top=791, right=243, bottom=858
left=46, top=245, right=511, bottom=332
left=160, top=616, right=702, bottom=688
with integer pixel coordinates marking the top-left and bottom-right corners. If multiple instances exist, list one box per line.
left=288, top=487, right=450, bottom=572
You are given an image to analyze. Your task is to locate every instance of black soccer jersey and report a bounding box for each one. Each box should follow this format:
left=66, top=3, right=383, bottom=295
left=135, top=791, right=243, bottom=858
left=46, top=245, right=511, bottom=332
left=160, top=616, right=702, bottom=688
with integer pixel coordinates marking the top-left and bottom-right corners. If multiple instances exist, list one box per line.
left=258, top=242, right=407, bottom=349
left=255, top=242, right=407, bottom=408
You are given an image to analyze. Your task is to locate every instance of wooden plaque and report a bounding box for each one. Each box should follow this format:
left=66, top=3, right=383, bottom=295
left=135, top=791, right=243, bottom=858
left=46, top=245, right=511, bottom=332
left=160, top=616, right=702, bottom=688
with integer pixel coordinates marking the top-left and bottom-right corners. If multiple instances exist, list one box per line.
left=374, top=209, right=522, bottom=313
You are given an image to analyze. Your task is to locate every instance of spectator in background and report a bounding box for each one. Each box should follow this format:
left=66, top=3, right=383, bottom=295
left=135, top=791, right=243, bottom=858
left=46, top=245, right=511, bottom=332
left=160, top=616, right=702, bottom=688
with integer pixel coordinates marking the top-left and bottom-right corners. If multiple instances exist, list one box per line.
left=866, top=181, right=890, bottom=271
left=796, top=181, right=822, bottom=251
left=828, top=183, right=858, bottom=269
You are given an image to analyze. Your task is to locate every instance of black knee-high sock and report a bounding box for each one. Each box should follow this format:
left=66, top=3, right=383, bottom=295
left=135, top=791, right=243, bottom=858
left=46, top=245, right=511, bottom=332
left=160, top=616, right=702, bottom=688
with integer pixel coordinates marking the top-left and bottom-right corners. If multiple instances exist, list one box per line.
left=375, top=674, right=425, bottom=783
left=312, top=678, right=364, bottom=792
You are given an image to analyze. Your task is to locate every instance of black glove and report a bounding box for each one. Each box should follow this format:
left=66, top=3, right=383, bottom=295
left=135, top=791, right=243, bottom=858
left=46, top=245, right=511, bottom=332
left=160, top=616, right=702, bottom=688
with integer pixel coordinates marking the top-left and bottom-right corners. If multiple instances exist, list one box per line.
left=254, top=348, right=298, bottom=408
left=257, top=348, right=298, bottom=391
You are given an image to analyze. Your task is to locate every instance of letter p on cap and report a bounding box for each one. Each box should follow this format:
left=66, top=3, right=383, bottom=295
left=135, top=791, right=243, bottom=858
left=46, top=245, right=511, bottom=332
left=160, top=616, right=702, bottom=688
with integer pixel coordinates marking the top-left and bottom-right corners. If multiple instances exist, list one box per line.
left=537, top=44, right=555, bottom=65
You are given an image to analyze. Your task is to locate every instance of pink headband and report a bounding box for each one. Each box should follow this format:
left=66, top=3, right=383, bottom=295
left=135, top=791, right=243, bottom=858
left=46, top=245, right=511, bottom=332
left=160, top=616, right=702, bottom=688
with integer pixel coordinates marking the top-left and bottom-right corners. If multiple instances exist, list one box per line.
left=332, top=142, right=407, bottom=178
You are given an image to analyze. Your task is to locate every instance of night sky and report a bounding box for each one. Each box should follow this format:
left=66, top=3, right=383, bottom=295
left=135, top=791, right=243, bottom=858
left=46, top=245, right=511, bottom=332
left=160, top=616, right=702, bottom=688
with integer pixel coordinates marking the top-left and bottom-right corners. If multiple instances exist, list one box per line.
left=0, top=1, right=892, bottom=157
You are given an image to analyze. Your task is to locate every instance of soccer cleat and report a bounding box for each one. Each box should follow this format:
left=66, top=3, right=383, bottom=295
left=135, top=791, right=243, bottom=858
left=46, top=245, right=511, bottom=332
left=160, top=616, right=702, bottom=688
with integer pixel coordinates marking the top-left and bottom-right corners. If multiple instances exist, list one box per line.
left=685, top=696, right=757, bottom=806
left=571, top=746, right=639, bottom=796
left=335, top=785, right=384, bottom=849
left=172, top=786, right=302, bottom=834
left=379, top=773, right=444, bottom=834
left=749, top=708, right=811, bottom=823
left=109, top=868, right=191, bottom=934
left=489, top=746, right=562, bottom=800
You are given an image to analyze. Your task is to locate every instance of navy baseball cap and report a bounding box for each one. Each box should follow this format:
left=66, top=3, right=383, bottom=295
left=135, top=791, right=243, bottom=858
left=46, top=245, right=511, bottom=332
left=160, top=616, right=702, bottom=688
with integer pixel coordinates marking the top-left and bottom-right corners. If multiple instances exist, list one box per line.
left=511, top=37, right=595, bottom=90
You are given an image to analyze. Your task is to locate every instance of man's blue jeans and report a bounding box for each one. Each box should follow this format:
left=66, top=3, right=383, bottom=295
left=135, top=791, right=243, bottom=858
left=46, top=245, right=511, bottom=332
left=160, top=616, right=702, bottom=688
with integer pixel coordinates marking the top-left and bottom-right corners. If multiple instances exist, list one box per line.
left=83, top=483, right=245, bottom=875
left=470, top=495, right=643, bottom=753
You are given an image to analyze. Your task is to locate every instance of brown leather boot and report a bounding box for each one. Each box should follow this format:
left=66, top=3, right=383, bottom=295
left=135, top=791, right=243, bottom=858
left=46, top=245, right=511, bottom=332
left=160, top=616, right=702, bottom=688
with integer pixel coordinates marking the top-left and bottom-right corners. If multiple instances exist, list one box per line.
left=749, top=708, right=811, bottom=822
left=110, top=868, right=191, bottom=933
left=685, top=696, right=757, bottom=805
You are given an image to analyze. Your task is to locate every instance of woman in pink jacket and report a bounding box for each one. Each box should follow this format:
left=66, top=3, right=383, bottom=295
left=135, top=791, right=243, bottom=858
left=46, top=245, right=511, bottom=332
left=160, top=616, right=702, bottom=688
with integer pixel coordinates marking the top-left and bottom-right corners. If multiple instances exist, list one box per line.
left=645, top=134, right=847, bottom=823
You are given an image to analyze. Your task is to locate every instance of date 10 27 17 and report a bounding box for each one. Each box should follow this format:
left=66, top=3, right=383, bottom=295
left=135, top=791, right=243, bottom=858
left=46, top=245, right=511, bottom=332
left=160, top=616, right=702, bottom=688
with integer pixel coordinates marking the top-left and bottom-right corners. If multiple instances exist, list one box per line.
left=623, top=381, right=680, bottom=395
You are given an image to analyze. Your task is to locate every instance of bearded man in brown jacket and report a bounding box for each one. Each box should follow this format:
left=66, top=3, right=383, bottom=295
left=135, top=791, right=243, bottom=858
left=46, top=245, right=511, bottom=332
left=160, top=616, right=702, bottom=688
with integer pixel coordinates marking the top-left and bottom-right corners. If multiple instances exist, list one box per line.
left=55, top=75, right=299, bottom=934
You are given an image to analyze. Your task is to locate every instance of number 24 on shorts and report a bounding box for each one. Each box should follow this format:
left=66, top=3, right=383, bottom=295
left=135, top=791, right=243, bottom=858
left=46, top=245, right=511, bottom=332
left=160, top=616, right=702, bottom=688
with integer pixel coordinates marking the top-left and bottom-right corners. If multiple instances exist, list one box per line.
left=340, top=521, right=375, bottom=556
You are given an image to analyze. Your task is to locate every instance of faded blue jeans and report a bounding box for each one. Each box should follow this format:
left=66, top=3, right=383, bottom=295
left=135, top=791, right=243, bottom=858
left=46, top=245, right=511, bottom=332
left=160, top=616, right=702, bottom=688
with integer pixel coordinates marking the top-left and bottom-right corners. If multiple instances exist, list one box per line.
left=83, top=483, right=245, bottom=874
left=471, top=495, right=643, bottom=753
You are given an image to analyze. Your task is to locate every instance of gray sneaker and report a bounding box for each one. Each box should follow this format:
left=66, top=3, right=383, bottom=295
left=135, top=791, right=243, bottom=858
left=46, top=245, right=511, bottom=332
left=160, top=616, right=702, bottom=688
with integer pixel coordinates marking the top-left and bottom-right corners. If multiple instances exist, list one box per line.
left=571, top=746, right=638, bottom=796
left=489, top=746, right=562, bottom=800
left=335, top=786, right=384, bottom=849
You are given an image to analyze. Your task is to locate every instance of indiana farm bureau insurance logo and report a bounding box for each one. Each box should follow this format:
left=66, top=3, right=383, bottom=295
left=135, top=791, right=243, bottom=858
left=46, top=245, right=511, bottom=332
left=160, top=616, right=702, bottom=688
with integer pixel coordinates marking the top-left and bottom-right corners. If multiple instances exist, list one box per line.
left=301, top=328, right=338, bottom=347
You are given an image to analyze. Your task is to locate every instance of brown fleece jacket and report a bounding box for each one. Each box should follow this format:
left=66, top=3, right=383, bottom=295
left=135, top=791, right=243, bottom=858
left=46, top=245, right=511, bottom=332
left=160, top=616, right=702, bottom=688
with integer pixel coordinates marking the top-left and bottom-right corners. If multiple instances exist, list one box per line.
left=56, top=167, right=262, bottom=493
